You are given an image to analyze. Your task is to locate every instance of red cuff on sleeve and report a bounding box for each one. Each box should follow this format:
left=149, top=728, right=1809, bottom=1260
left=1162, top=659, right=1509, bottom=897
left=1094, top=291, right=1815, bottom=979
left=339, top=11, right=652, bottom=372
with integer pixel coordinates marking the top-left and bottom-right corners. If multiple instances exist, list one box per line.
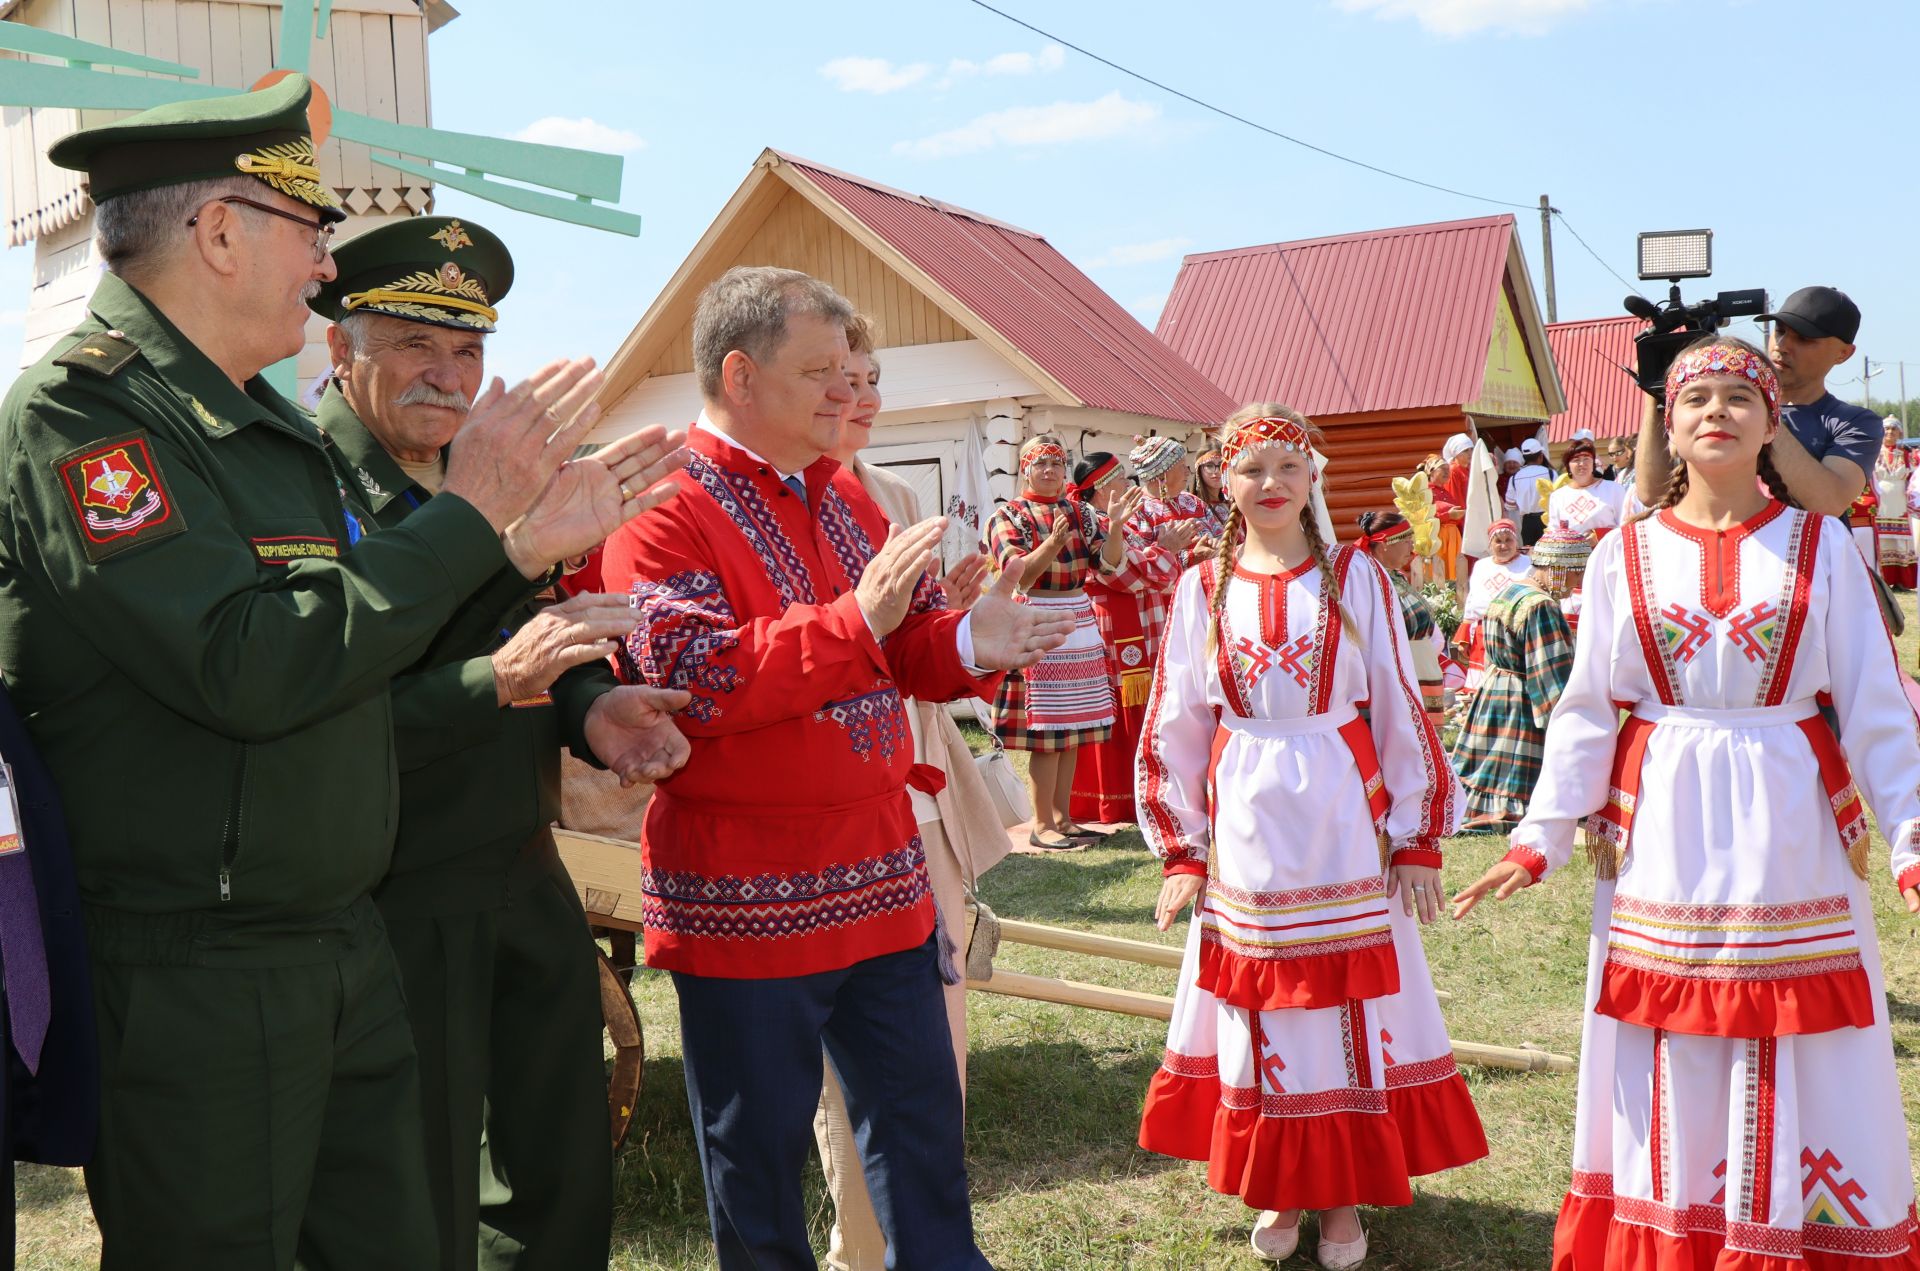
left=1897, top=864, right=1920, bottom=895
left=1503, top=846, right=1548, bottom=884
left=1163, top=858, right=1208, bottom=879
left=1390, top=847, right=1444, bottom=870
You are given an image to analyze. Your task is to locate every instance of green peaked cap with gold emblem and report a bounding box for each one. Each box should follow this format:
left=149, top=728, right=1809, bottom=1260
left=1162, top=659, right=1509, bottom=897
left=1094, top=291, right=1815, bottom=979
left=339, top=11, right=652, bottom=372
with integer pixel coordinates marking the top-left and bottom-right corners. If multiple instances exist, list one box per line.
left=310, top=216, right=513, bottom=334
left=47, top=72, right=344, bottom=222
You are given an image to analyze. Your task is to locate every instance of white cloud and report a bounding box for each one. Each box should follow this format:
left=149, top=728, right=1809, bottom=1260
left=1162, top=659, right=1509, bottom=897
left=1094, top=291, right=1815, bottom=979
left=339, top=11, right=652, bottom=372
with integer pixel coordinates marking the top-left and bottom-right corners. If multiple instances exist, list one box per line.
left=512, top=116, right=646, bottom=153
left=1085, top=237, right=1194, bottom=269
left=1335, top=0, right=1593, bottom=36
left=893, top=92, right=1160, bottom=160
left=820, top=56, right=932, bottom=93
left=946, top=42, right=1067, bottom=80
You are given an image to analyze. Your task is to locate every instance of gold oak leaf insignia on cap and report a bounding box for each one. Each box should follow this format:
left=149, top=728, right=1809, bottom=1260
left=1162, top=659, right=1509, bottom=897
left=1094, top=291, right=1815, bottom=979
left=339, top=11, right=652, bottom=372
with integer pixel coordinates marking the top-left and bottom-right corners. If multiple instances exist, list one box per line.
left=233, top=138, right=334, bottom=209
left=430, top=221, right=474, bottom=253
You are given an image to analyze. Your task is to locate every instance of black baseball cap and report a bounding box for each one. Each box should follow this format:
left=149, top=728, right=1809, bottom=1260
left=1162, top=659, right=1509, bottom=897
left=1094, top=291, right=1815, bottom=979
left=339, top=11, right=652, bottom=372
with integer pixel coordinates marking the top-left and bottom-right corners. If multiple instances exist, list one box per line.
left=1759, top=286, right=1860, bottom=344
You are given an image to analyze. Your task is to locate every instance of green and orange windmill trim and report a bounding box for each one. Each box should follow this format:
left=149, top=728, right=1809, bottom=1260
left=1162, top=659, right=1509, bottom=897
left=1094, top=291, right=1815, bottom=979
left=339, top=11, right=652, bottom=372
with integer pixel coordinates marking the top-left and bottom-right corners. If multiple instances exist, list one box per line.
left=0, top=0, right=641, bottom=236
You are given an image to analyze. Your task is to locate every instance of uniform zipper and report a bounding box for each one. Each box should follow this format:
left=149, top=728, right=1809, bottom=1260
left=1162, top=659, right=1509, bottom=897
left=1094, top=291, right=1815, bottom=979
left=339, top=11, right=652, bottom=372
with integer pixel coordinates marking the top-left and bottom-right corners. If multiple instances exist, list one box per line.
left=218, top=745, right=251, bottom=901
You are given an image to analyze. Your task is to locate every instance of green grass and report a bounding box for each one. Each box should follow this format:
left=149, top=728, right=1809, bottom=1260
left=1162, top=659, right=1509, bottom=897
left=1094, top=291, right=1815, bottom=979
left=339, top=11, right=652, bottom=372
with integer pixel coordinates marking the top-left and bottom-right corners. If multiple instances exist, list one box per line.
left=20, top=601, right=1920, bottom=1269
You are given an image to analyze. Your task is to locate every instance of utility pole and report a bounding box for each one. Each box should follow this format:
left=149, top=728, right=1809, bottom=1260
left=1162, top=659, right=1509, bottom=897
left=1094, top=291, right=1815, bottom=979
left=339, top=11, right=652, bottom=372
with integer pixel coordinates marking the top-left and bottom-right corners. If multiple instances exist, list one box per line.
left=1539, top=195, right=1557, bottom=323
left=1865, top=355, right=1872, bottom=408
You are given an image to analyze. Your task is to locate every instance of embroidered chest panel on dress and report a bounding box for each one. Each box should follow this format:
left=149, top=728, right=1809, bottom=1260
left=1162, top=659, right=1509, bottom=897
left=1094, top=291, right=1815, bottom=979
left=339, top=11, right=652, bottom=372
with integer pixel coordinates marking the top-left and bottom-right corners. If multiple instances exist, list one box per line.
left=1212, top=551, right=1349, bottom=717
left=1621, top=507, right=1820, bottom=708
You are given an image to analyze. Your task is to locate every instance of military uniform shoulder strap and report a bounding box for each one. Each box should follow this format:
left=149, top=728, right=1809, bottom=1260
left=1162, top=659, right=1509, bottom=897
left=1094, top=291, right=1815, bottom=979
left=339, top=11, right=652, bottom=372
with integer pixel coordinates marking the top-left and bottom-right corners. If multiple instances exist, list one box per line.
left=52, top=330, right=140, bottom=379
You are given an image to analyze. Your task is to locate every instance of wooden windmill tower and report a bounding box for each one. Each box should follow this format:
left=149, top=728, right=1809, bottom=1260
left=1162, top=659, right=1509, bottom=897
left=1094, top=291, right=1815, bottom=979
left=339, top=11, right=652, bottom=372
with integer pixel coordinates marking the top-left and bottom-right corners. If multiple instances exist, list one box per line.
left=0, top=0, right=640, bottom=390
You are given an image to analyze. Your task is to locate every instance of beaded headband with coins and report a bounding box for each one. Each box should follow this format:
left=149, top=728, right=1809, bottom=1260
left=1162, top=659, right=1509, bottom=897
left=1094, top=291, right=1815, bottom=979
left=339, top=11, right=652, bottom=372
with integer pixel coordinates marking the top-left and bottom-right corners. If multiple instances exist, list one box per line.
left=1221, top=414, right=1317, bottom=480
left=1019, top=437, right=1068, bottom=473
left=1664, top=342, right=1780, bottom=429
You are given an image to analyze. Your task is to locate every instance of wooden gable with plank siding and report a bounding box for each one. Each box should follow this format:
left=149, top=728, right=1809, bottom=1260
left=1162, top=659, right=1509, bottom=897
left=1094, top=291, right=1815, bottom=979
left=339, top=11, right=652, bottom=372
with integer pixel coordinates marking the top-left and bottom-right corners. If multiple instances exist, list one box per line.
left=641, top=183, right=971, bottom=379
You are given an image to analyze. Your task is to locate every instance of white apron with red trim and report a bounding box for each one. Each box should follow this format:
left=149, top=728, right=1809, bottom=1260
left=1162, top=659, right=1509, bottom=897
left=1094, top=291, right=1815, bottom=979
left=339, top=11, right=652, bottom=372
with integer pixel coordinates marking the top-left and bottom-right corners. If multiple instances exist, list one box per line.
left=1133, top=551, right=1482, bottom=1212
left=1507, top=504, right=1920, bottom=1270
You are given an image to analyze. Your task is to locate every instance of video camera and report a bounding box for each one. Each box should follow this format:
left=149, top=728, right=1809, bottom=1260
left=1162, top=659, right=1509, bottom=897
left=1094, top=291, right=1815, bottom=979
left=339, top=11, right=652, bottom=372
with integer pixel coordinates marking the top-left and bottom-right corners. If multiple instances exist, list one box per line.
left=1622, top=230, right=1767, bottom=397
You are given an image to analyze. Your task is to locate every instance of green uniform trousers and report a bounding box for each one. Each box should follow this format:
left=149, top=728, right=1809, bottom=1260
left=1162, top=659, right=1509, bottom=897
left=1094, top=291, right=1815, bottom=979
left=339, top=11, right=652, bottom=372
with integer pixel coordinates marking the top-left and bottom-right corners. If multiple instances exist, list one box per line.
left=83, top=900, right=436, bottom=1270
left=380, top=859, right=611, bottom=1271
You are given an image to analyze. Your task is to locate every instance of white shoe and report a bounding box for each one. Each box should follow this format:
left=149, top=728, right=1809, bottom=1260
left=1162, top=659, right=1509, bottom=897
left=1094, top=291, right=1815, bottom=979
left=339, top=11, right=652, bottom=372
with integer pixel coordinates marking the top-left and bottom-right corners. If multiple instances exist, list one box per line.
left=1316, top=1224, right=1368, bottom=1269
left=1250, top=1210, right=1301, bottom=1261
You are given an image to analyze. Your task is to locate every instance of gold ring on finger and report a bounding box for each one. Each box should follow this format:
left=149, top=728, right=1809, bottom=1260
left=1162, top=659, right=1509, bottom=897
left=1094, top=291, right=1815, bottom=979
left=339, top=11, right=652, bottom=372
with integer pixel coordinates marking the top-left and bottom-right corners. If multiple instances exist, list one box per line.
left=620, top=483, right=635, bottom=500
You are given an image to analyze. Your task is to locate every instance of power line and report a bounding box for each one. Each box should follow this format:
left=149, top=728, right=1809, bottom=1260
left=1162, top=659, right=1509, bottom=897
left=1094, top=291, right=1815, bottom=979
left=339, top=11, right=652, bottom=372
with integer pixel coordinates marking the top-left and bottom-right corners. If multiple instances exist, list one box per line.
left=1550, top=210, right=1643, bottom=297
left=959, top=0, right=1644, bottom=296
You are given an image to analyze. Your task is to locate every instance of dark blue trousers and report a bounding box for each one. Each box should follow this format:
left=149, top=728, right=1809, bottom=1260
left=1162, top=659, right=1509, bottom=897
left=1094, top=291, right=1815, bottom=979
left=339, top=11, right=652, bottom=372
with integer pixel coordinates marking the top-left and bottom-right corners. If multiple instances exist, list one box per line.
left=672, top=935, right=990, bottom=1270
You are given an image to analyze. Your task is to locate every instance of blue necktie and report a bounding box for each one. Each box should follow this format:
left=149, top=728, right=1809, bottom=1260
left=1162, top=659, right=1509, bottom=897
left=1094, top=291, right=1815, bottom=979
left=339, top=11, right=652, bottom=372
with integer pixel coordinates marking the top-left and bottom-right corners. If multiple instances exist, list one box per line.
left=783, top=475, right=808, bottom=510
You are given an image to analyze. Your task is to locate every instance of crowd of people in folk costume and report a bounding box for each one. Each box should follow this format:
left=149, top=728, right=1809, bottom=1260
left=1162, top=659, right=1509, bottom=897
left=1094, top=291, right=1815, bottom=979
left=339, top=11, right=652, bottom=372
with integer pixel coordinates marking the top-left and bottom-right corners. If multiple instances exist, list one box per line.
left=24, top=70, right=1920, bottom=1271
left=961, top=293, right=1920, bottom=1269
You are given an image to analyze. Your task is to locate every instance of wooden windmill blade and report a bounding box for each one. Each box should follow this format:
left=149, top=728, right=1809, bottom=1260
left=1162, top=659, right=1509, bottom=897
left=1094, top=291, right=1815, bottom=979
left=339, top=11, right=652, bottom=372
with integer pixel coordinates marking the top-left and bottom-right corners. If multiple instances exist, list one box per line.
left=0, top=5, right=642, bottom=235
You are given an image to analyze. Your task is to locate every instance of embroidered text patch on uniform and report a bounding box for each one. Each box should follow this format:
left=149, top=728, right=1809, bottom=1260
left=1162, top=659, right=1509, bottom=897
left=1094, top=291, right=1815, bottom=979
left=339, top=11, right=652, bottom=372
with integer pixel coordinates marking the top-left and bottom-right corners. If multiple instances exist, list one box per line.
left=252, top=536, right=340, bottom=565
left=54, top=431, right=185, bottom=563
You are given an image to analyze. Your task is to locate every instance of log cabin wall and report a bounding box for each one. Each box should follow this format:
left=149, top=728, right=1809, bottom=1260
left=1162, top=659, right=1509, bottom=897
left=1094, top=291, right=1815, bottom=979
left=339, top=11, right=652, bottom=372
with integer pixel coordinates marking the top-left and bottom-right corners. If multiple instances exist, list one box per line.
left=1316, top=406, right=1470, bottom=538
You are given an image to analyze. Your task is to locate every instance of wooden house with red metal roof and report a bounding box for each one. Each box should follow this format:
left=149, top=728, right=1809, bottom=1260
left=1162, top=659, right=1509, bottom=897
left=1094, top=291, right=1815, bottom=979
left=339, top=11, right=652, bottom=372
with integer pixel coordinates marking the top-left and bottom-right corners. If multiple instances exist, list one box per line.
left=1546, top=315, right=1648, bottom=445
left=1156, top=213, right=1565, bottom=535
left=592, top=148, right=1236, bottom=563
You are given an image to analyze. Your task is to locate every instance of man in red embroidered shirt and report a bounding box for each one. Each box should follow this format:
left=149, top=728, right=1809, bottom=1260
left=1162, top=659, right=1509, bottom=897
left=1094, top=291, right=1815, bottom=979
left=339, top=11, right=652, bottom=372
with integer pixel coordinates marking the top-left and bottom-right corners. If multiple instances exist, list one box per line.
left=600, top=267, right=1070, bottom=1268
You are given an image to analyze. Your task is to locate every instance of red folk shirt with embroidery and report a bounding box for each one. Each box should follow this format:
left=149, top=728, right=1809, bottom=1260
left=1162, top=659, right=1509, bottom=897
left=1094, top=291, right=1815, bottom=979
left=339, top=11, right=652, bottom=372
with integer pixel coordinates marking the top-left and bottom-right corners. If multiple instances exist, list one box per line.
left=1090, top=516, right=1183, bottom=662
left=600, top=427, right=996, bottom=979
left=1129, top=490, right=1222, bottom=570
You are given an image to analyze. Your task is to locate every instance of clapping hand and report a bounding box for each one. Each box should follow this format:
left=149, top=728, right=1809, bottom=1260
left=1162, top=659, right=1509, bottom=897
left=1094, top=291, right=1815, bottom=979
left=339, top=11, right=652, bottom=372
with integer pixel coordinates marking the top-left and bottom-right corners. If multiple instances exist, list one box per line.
left=1157, top=519, right=1196, bottom=554
left=1109, top=485, right=1147, bottom=529
left=966, top=564, right=1075, bottom=671
left=941, top=553, right=991, bottom=612
left=582, top=685, right=694, bottom=786
left=502, top=425, right=690, bottom=579
left=492, top=592, right=638, bottom=706
left=856, top=517, right=948, bottom=638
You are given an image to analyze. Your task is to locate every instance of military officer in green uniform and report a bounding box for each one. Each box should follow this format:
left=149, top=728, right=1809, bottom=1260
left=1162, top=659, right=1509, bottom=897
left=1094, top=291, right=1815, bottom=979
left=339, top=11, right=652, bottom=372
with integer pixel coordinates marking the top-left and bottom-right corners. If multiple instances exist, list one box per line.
left=310, top=216, right=676, bottom=1269
left=0, top=77, right=690, bottom=1269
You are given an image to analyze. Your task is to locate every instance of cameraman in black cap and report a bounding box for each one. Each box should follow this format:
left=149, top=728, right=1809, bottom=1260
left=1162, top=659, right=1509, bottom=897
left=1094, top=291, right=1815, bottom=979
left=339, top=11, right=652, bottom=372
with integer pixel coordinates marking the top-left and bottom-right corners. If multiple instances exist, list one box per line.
left=1635, top=286, right=1876, bottom=517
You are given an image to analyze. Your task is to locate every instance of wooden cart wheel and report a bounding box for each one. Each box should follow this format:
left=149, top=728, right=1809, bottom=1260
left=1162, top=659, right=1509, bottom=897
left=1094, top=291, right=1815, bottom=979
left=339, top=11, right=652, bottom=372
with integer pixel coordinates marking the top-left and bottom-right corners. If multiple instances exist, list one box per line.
left=597, top=947, right=645, bottom=1151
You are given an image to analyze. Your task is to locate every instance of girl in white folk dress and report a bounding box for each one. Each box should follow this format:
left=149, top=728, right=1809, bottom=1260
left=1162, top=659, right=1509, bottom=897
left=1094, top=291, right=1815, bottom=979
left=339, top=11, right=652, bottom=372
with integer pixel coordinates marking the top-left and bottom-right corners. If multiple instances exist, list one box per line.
left=1455, top=336, right=1920, bottom=1271
left=1136, top=404, right=1487, bottom=1267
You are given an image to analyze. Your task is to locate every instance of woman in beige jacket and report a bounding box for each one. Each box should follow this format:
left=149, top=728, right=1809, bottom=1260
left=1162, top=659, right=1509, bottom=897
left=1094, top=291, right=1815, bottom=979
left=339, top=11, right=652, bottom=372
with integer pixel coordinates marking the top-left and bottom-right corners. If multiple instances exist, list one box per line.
left=811, top=317, right=1012, bottom=1269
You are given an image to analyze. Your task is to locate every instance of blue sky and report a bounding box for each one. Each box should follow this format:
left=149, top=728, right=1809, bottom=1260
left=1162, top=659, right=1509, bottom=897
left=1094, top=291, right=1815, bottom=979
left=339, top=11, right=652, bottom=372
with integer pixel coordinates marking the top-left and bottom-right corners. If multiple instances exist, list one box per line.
left=6, top=0, right=1919, bottom=406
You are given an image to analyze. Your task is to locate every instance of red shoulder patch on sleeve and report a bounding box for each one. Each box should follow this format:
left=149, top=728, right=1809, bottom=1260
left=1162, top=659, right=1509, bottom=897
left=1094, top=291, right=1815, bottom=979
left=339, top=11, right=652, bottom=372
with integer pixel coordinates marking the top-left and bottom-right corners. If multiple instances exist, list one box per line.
left=53, top=430, right=186, bottom=563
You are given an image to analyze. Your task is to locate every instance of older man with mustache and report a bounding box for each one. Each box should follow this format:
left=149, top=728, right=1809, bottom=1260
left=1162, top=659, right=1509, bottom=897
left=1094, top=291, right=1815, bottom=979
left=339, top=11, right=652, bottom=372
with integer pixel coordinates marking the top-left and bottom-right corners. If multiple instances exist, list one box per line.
left=0, top=77, right=684, bottom=1268
left=311, top=215, right=691, bottom=1271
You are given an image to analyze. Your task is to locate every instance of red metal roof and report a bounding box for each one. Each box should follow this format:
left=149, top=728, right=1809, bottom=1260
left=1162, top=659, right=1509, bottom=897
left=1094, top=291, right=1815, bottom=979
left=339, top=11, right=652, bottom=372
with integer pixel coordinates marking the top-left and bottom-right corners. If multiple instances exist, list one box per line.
left=1546, top=315, right=1648, bottom=442
left=779, top=154, right=1238, bottom=429
left=1155, top=215, right=1519, bottom=417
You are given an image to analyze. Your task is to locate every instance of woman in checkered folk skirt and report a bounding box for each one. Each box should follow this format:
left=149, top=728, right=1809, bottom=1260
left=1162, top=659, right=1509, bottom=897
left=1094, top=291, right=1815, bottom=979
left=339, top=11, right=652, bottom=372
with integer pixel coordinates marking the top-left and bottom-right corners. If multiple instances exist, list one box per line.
left=1136, top=405, right=1484, bottom=1269
left=985, top=437, right=1139, bottom=850
left=1451, top=562, right=1575, bottom=830
left=1458, top=336, right=1920, bottom=1271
